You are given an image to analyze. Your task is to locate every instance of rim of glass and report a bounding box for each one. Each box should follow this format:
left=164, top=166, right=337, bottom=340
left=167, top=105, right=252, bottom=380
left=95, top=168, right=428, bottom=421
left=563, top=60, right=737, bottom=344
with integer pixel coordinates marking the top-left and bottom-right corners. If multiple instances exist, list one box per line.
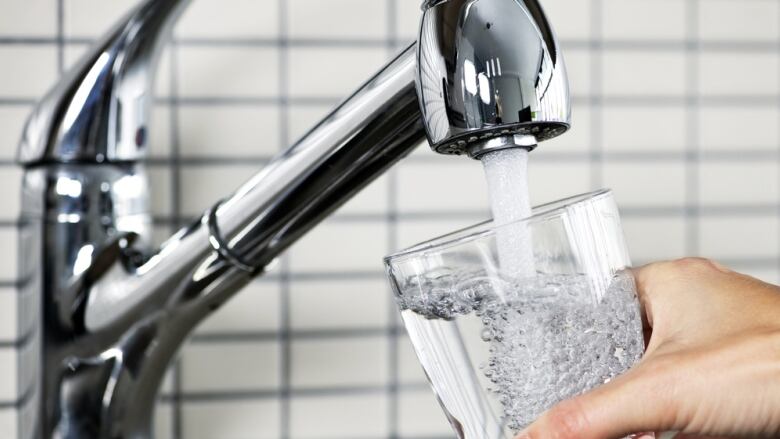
left=384, top=188, right=613, bottom=265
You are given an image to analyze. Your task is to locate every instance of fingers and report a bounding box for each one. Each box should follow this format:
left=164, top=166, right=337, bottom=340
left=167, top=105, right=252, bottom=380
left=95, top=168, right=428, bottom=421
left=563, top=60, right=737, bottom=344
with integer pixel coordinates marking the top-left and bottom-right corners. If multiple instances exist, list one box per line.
left=517, top=360, right=680, bottom=439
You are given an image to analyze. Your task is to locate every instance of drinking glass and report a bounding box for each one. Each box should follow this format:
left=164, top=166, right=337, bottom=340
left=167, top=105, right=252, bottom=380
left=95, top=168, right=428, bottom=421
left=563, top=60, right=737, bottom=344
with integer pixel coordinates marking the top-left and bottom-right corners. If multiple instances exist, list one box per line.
left=384, top=189, right=644, bottom=438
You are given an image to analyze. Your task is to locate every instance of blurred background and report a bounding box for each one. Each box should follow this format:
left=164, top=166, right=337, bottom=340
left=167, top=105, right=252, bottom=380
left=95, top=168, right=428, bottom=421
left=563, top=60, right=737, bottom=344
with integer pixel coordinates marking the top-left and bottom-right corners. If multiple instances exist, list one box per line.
left=0, top=0, right=778, bottom=437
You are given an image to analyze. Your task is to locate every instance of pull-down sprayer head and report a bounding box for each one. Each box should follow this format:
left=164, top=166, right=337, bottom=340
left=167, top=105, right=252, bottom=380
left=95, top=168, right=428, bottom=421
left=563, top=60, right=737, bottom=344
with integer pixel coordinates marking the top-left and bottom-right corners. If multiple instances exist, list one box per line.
left=417, top=0, right=571, bottom=158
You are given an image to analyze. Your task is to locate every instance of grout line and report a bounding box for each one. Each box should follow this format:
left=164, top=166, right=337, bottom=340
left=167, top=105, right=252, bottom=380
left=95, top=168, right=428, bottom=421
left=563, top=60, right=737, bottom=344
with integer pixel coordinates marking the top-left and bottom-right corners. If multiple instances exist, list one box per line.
left=1, top=35, right=780, bottom=52
left=386, top=1, right=401, bottom=438
left=590, top=0, right=603, bottom=188
left=3, top=94, right=780, bottom=108
left=278, top=1, right=291, bottom=438
left=168, top=38, right=184, bottom=439
left=56, top=0, right=64, bottom=73
left=156, top=382, right=432, bottom=403
left=685, top=0, right=701, bottom=256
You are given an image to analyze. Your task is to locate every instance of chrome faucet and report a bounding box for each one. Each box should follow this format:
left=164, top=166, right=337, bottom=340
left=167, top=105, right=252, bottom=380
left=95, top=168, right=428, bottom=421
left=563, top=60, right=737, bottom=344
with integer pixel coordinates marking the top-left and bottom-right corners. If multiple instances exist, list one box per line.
left=16, top=0, right=569, bottom=437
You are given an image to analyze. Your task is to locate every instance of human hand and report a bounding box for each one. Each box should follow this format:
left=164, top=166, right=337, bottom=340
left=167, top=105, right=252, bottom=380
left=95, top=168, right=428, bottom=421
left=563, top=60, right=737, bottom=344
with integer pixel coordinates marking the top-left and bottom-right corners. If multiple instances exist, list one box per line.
left=517, top=258, right=780, bottom=439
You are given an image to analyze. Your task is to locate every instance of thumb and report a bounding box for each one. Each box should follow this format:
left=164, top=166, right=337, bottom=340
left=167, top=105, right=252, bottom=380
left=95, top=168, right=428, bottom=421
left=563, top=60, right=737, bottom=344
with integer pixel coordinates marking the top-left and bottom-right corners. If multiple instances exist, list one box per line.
left=516, top=362, right=679, bottom=439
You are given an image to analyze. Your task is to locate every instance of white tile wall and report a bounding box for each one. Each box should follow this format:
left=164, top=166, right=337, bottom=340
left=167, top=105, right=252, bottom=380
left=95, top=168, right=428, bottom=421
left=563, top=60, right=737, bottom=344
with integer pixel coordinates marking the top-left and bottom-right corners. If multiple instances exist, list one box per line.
left=602, top=0, right=687, bottom=41
left=290, top=337, right=388, bottom=388
left=699, top=52, right=779, bottom=96
left=602, top=50, right=687, bottom=97
left=1, top=0, right=780, bottom=438
left=178, top=105, right=281, bottom=157
left=289, top=279, right=389, bottom=329
left=180, top=342, right=281, bottom=392
left=288, top=0, right=388, bottom=39
left=699, top=0, right=780, bottom=41
left=177, top=46, right=280, bottom=98
left=175, top=0, right=280, bottom=39
left=698, top=106, right=780, bottom=151
left=288, top=47, right=388, bottom=97
left=289, top=394, right=389, bottom=439
left=181, top=400, right=281, bottom=439
left=0, top=46, right=58, bottom=99
left=602, top=105, right=687, bottom=152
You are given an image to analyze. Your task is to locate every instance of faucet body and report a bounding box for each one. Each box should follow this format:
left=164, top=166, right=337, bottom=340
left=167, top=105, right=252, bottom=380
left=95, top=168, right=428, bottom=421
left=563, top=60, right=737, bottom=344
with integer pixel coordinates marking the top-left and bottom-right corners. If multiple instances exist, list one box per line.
left=16, top=0, right=569, bottom=437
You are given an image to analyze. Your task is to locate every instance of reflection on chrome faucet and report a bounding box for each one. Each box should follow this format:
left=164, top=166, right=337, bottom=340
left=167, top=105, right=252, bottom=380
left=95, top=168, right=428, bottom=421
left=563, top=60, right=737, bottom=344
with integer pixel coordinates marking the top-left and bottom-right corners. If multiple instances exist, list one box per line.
left=16, top=0, right=569, bottom=437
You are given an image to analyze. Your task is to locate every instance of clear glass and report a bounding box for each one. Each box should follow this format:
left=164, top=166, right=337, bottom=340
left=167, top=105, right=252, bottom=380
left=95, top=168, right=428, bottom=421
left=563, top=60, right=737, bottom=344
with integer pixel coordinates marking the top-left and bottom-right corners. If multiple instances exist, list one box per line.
left=384, top=189, right=644, bottom=438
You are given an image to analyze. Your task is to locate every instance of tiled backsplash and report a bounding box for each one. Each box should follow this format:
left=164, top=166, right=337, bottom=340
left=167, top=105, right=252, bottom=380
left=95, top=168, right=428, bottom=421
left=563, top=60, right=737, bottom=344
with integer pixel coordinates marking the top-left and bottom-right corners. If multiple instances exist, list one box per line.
left=1, top=0, right=779, bottom=438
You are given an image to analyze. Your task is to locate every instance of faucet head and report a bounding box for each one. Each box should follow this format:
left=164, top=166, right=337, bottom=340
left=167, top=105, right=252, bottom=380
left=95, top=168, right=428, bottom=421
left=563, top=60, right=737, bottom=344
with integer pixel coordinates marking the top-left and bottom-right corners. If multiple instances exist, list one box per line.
left=417, top=0, right=570, bottom=158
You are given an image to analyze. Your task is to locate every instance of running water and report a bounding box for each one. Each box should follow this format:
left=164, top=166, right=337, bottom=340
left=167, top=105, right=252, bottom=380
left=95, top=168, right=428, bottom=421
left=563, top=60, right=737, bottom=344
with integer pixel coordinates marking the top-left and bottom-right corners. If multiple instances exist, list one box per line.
left=480, top=149, right=535, bottom=278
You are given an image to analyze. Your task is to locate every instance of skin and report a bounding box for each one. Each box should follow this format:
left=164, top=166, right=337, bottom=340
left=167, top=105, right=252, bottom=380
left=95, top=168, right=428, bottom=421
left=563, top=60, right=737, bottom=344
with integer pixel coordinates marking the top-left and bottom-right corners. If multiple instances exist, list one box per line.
left=516, top=258, right=780, bottom=439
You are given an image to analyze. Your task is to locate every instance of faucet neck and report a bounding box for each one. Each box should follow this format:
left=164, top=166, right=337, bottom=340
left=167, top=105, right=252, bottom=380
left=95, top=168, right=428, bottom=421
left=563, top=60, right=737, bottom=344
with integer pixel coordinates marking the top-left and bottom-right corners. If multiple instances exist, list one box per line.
left=17, top=0, right=191, bottom=166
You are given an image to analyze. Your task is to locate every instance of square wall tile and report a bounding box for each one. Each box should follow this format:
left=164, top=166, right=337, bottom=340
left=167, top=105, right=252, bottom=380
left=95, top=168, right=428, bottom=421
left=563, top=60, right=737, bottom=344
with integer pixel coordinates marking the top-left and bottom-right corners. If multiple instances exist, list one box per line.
left=603, top=162, right=686, bottom=207
left=0, top=292, right=17, bottom=341
left=175, top=0, right=279, bottom=39
left=289, top=47, right=389, bottom=98
left=0, top=0, right=57, bottom=37
left=289, top=279, right=389, bottom=330
left=699, top=52, right=779, bottom=96
left=289, top=0, right=387, bottom=39
left=0, top=229, right=17, bottom=281
left=542, top=0, right=591, bottom=40
left=527, top=161, right=593, bottom=206
left=288, top=220, right=387, bottom=272
left=0, top=106, right=32, bottom=159
left=0, top=167, right=22, bottom=221
left=64, top=0, right=139, bottom=38
left=699, top=162, right=779, bottom=206
left=0, top=46, right=57, bottom=99
left=181, top=400, right=280, bottom=439
left=198, top=281, right=281, bottom=333
left=699, top=0, right=779, bottom=41
left=0, top=409, right=15, bottom=439
left=0, top=349, right=16, bottom=400
left=602, top=50, right=686, bottom=97
left=698, top=215, right=779, bottom=260
left=398, top=390, right=452, bottom=437
left=397, top=0, right=422, bottom=42
left=289, top=394, right=388, bottom=439
left=291, top=337, right=388, bottom=388
left=178, top=105, right=281, bottom=157
left=698, top=106, right=779, bottom=151
left=179, top=164, right=259, bottom=216
left=397, top=162, right=488, bottom=213
left=602, top=105, right=687, bottom=152
left=602, top=0, right=686, bottom=41
left=177, top=46, right=279, bottom=98
left=154, top=403, right=173, bottom=439
left=180, top=341, right=280, bottom=392
left=146, top=165, right=173, bottom=218
left=622, top=216, right=687, bottom=263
